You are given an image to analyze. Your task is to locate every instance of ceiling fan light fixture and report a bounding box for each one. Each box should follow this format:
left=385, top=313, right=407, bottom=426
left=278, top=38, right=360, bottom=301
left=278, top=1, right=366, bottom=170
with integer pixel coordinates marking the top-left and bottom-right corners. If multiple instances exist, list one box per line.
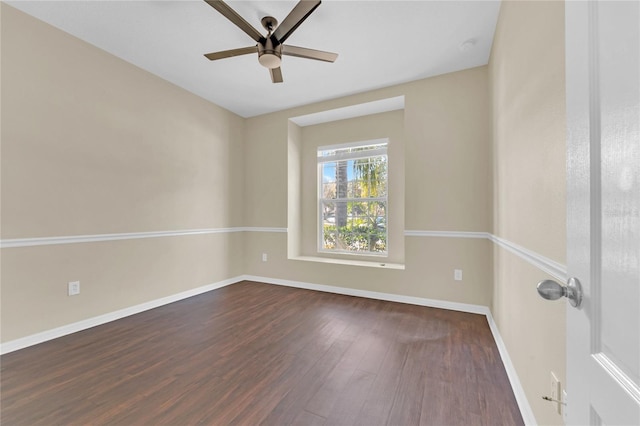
left=258, top=51, right=282, bottom=69
left=258, top=39, right=282, bottom=69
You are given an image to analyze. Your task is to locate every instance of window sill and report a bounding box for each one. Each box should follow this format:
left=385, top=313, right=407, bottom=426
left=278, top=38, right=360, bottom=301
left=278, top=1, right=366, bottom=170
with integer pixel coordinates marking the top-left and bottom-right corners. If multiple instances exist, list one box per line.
left=291, top=255, right=405, bottom=270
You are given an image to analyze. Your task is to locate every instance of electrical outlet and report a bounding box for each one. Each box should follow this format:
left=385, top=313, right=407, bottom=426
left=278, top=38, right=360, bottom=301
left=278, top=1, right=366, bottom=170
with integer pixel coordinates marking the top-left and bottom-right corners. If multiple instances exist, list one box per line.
left=68, top=281, right=80, bottom=296
left=454, top=269, right=463, bottom=281
left=262, top=253, right=268, bottom=262
left=550, top=372, right=561, bottom=415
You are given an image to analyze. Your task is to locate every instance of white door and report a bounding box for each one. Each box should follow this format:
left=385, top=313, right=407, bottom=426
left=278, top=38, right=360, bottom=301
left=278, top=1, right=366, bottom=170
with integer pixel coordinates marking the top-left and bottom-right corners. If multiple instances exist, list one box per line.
left=565, top=0, right=640, bottom=425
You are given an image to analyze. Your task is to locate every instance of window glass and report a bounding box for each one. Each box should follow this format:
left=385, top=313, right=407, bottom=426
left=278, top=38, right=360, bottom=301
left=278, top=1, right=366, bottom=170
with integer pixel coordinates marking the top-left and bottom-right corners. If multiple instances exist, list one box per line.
left=318, top=141, right=388, bottom=255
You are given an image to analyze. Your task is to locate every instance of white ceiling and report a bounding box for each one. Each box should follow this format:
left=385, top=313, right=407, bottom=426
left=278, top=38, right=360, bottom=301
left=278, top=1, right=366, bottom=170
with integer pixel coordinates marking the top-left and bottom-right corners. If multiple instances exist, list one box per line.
left=7, top=0, right=501, bottom=118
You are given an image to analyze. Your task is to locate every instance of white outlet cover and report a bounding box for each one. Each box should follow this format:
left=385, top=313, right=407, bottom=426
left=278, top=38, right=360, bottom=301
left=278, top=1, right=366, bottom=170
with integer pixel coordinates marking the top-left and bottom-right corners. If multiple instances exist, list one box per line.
left=68, top=281, right=80, bottom=296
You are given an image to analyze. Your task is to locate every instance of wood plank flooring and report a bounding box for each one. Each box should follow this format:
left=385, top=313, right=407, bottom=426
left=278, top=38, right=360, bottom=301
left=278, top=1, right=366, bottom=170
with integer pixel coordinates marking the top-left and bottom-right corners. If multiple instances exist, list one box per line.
left=1, top=281, right=524, bottom=425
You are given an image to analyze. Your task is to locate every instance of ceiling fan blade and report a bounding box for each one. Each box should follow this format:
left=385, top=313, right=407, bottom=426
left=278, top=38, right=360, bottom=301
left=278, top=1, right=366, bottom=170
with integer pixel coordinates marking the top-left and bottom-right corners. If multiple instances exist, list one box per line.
left=282, top=45, right=337, bottom=62
left=204, top=0, right=264, bottom=42
left=204, top=46, right=257, bottom=61
left=273, top=0, right=321, bottom=44
left=270, top=67, right=283, bottom=83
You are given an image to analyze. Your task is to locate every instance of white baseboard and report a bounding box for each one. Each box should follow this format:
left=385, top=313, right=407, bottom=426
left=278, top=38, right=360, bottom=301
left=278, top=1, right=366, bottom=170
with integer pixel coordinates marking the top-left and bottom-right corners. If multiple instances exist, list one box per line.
left=242, top=274, right=489, bottom=315
left=0, top=273, right=535, bottom=425
left=486, top=312, right=537, bottom=425
left=0, top=276, right=243, bottom=355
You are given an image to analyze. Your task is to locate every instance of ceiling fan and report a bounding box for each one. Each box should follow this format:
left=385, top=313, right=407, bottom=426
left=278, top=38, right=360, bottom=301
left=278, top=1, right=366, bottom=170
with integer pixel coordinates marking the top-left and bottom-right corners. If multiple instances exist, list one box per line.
left=203, top=0, right=338, bottom=83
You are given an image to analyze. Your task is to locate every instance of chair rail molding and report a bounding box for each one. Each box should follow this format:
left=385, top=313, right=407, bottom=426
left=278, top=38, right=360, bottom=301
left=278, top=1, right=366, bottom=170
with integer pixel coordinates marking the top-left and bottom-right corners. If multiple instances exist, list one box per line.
left=0, top=227, right=287, bottom=248
left=1, top=227, right=565, bottom=281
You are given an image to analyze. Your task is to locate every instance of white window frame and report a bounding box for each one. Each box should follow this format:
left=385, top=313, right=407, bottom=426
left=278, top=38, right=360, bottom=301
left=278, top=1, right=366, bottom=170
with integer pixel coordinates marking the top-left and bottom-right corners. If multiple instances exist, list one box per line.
left=317, top=138, right=389, bottom=256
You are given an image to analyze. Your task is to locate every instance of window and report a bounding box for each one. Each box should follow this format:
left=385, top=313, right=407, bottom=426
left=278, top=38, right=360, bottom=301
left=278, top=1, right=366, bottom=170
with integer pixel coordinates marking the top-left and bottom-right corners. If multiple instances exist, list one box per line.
left=318, top=139, right=388, bottom=255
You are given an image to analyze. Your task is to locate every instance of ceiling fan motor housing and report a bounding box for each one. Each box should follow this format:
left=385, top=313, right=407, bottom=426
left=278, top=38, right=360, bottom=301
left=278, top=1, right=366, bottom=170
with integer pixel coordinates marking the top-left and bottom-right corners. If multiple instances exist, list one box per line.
left=258, top=37, right=282, bottom=69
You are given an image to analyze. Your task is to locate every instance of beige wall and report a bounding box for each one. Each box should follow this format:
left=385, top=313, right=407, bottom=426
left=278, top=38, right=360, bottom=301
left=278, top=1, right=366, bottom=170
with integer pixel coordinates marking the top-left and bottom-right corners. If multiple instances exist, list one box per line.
left=287, top=120, right=303, bottom=258
left=1, top=5, right=245, bottom=238
left=1, top=4, right=245, bottom=341
left=489, top=1, right=567, bottom=425
left=1, top=234, right=243, bottom=341
left=245, top=67, right=493, bottom=305
left=404, top=68, right=492, bottom=232
left=244, top=232, right=493, bottom=307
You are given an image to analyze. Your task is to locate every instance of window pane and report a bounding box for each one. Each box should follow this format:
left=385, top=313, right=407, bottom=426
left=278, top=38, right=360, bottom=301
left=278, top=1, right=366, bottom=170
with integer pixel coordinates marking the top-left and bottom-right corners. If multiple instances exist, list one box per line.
left=322, top=226, right=337, bottom=250
left=373, top=159, right=388, bottom=197
left=335, top=160, right=349, bottom=200
left=372, top=201, right=386, bottom=218
left=347, top=180, right=357, bottom=198
left=322, top=182, right=336, bottom=199
left=322, top=163, right=336, bottom=183
left=352, top=156, right=387, bottom=198
left=335, top=200, right=348, bottom=228
left=321, top=201, right=336, bottom=224
left=320, top=200, right=387, bottom=253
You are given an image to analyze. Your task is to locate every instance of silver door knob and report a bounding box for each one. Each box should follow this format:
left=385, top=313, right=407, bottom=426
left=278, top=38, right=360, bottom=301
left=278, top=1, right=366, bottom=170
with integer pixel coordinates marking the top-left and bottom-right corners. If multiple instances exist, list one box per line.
left=537, top=277, right=583, bottom=308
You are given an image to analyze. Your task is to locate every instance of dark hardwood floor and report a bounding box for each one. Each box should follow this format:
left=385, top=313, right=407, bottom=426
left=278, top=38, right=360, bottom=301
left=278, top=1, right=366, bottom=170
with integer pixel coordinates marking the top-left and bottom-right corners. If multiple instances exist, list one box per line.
left=1, top=281, right=524, bottom=425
